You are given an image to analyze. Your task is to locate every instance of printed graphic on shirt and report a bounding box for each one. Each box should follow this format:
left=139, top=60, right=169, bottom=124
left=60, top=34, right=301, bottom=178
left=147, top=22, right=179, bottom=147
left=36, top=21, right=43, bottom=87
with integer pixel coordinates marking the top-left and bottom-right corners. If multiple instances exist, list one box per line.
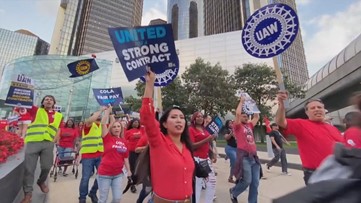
left=244, top=125, right=255, bottom=144
left=113, top=141, right=127, bottom=153
left=347, top=139, right=356, bottom=146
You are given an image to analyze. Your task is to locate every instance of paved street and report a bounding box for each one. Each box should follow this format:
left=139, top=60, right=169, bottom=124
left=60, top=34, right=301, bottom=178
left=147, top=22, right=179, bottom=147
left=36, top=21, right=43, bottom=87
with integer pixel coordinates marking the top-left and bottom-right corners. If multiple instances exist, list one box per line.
left=42, top=147, right=305, bottom=203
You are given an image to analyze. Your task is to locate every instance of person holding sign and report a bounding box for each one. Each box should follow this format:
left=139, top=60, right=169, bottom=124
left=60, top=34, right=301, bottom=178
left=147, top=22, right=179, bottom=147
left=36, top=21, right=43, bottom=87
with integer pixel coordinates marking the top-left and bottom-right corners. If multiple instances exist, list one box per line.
left=190, top=112, right=217, bottom=203
left=97, top=105, right=131, bottom=203
left=78, top=107, right=105, bottom=203
left=220, top=120, right=237, bottom=183
left=229, top=96, right=260, bottom=203
left=275, top=91, right=343, bottom=185
left=140, top=70, right=194, bottom=203
left=21, top=95, right=63, bottom=203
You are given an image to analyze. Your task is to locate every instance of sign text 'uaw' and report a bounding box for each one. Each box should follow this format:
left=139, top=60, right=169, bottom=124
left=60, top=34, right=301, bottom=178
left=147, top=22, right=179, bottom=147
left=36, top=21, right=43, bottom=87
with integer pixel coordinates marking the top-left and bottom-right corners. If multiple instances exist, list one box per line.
left=241, top=3, right=299, bottom=58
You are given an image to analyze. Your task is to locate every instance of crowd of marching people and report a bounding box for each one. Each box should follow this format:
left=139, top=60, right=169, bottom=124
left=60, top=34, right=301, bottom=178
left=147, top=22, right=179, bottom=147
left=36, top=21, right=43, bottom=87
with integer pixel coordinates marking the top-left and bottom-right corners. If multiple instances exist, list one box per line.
left=2, top=70, right=359, bottom=203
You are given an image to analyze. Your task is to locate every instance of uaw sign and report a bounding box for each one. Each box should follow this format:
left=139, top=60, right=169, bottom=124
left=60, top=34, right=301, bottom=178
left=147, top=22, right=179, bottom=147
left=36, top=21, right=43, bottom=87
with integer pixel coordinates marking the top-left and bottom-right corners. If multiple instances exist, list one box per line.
left=241, top=3, right=299, bottom=58
left=5, top=74, right=34, bottom=108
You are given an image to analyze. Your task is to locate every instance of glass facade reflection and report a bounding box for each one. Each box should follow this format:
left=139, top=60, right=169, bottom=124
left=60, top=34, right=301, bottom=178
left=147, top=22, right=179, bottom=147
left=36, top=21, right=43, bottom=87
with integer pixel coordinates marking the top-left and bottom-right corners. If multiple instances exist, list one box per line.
left=0, top=55, right=112, bottom=121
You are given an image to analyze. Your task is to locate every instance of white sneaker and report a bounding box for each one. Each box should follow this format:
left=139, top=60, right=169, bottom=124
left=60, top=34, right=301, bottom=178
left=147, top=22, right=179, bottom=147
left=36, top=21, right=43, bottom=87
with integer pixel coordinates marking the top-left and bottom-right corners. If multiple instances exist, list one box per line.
left=264, top=163, right=270, bottom=172
left=281, top=172, right=292, bottom=176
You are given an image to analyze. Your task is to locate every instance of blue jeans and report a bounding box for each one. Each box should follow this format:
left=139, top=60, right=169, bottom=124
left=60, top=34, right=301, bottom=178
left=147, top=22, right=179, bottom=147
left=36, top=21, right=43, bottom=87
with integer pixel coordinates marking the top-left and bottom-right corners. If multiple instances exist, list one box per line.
left=225, top=145, right=237, bottom=177
left=57, top=146, right=73, bottom=160
left=231, top=157, right=260, bottom=203
left=97, top=173, right=124, bottom=203
left=137, top=183, right=152, bottom=203
left=79, top=157, right=101, bottom=200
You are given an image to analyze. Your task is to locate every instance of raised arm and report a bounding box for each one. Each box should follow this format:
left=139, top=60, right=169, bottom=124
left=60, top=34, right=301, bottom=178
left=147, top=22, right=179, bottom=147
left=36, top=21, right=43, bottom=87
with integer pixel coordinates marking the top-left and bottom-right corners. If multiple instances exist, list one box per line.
left=101, top=106, right=112, bottom=137
left=234, top=96, right=246, bottom=125
left=85, top=107, right=105, bottom=127
left=275, top=91, right=288, bottom=129
left=140, top=70, right=162, bottom=148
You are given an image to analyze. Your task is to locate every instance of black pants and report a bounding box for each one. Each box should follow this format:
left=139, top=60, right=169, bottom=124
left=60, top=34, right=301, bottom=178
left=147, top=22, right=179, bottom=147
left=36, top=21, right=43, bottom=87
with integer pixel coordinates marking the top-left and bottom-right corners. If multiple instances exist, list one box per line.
left=129, top=151, right=139, bottom=174
left=303, top=168, right=315, bottom=185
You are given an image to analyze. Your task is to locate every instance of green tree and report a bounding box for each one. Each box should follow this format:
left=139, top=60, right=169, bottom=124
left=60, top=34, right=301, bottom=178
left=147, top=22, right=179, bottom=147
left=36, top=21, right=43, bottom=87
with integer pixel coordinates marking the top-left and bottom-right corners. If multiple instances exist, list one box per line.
left=233, top=63, right=305, bottom=142
left=182, top=58, right=237, bottom=116
left=284, top=75, right=306, bottom=99
left=123, top=95, right=142, bottom=112
left=135, top=80, right=145, bottom=97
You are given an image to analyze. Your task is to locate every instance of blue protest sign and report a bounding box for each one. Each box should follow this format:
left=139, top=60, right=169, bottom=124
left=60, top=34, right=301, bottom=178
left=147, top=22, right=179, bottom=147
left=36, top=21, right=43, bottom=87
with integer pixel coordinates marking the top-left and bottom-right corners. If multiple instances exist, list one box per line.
left=92, top=87, right=123, bottom=106
left=5, top=74, right=34, bottom=108
left=108, top=24, right=179, bottom=86
left=241, top=3, right=299, bottom=58
left=206, top=116, right=223, bottom=135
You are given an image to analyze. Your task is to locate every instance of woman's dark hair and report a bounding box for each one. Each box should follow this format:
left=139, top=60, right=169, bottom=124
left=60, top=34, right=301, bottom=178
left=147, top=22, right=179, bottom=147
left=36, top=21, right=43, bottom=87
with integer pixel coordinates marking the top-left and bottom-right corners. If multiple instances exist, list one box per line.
left=127, top=118, right=140, bottom=130
left=65, top=119, right=75, bottom=129
left=159, top=106, right=193, bottom=153
left=220, top=119, right=232, bottom=135
left=40, top=95, right=56, bottom=108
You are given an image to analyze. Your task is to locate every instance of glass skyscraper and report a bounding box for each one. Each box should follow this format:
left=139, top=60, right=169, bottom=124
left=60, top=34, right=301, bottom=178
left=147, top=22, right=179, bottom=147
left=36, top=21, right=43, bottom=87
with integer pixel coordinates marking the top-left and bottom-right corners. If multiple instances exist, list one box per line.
left=50, top=0, right=143, bottom=56
left=0, top=28, right=49, bottom=79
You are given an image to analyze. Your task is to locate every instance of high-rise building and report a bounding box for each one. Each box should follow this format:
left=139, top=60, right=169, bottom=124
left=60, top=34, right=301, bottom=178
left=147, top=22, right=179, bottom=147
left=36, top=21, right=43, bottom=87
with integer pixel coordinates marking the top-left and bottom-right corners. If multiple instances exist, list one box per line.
left=167, top=0, right=204, bottom=40
left=268, top=0, right=309, bottom=85
left=50, top=0, right=143, bottom=56
left=0, top=28, right=49, bottom=77
left=203, top=0, right=242, bottom=35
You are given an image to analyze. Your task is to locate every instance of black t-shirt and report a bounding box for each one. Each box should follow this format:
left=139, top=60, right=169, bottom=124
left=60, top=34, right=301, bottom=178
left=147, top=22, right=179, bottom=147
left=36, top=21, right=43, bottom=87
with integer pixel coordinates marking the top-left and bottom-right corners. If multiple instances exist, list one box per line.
left=269, top=130, right=283, bottom=149
left=220, top=128, right=237, bottom=148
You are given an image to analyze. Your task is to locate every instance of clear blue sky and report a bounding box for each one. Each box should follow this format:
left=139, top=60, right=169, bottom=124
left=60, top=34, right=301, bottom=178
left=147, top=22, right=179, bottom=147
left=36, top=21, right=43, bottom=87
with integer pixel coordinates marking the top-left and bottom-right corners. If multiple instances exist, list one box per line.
left=1, top=0, right=361, bottom=76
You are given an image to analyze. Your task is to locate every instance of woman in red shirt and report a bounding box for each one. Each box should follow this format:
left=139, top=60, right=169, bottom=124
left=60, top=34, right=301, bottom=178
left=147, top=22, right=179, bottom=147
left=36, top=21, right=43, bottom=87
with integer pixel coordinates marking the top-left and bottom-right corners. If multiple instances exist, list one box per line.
left=98, top=105, right=131, bottom=203
left=189, top=112, right=217, bottom=203
left=13, top=107, right=32, bottom=137
left=140, top=70, right=194, bottom=203
left=125, top=118, right=144, bottom=193
left=54, top=119, right=78, bottom=176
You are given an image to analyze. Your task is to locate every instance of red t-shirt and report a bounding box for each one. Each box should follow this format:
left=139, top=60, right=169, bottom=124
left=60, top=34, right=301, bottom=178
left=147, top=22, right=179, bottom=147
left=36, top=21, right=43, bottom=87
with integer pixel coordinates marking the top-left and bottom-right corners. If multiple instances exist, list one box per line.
left=125, top=128, right=143, bottom=152
left=82, top=123, right=102, bottom=159
left=98, top=134, right=129, bottom=176
left=343, top=127, right=361, bottom=148
left=283, top=119, right=343, bottom=169
left=233, top=122, right=257, bottom=154
left=140, top=98, right=194, bottom=200
left=28, top=106, right=55, bottom=123
left=59, top=127, right=78, bottom=148
left=0, top=120, right=8, bottom=130
left=189, top=127, right=211, bottom=158
left=136, top=134, right=148, bottom=148
left=14, top=107, right=32, bottom=121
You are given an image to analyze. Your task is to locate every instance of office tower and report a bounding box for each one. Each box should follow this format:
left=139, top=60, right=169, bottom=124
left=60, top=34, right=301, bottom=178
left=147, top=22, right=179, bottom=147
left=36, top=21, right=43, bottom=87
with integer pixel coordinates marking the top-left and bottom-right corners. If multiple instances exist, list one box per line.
left=167, top=0, right=204, bottom=40
left=50, top=0, right=143, bottom=56
left=0, top=28, right=49, bottom=77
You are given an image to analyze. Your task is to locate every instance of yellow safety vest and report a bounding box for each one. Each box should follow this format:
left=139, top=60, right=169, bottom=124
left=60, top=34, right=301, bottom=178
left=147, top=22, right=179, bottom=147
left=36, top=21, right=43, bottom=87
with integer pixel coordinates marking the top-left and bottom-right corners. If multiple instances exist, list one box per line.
left=25, top=108, right=63, bottom=143
left=80, top=122, right=104, bottom=154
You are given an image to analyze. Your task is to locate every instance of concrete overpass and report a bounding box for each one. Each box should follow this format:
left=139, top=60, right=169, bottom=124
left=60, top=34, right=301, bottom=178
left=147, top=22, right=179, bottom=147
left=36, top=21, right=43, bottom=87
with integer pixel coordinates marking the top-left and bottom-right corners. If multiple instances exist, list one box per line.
left=286, top=33, right=361, bottom=118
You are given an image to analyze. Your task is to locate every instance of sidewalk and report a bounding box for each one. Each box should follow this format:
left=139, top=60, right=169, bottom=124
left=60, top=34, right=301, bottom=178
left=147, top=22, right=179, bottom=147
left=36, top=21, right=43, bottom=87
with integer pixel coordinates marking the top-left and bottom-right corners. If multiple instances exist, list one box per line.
left=216, top=147, right=303, bottom=170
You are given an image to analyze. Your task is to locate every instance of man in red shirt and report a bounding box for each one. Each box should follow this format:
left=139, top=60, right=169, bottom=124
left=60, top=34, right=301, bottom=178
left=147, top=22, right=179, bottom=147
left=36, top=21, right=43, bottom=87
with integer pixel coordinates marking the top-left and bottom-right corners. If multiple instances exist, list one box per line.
left=343, top=111, right=361, bottom=148
left=229, top=96, right=260, bottom=203
left=276, top=91, right=343, bottom=185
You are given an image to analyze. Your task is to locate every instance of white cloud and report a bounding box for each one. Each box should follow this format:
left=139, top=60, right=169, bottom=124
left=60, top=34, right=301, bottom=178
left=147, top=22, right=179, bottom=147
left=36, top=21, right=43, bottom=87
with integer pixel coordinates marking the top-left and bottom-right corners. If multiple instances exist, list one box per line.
left=303, top=1, right=361, bottom=75
left=296, top=0, right=311, bottom=6
left=35, top=0, right=60, bottom=17
left=0, top=8, right=5, bottom=15
left=141, top=0, right=167, bottom=25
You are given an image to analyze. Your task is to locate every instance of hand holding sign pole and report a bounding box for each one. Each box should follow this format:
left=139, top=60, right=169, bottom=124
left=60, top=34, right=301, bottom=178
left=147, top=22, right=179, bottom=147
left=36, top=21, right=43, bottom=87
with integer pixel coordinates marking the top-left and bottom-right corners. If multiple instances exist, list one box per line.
left=241, top=3, right=299, bottom=108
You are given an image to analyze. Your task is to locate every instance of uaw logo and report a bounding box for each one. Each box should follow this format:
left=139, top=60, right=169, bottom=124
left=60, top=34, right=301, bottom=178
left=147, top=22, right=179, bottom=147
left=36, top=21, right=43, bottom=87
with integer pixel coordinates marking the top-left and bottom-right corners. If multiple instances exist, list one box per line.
left=140, top=65, right=179, bottom=87
left=76, top=60, right=91, bottom=75
left=241, top=3, right=299, bottom=58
